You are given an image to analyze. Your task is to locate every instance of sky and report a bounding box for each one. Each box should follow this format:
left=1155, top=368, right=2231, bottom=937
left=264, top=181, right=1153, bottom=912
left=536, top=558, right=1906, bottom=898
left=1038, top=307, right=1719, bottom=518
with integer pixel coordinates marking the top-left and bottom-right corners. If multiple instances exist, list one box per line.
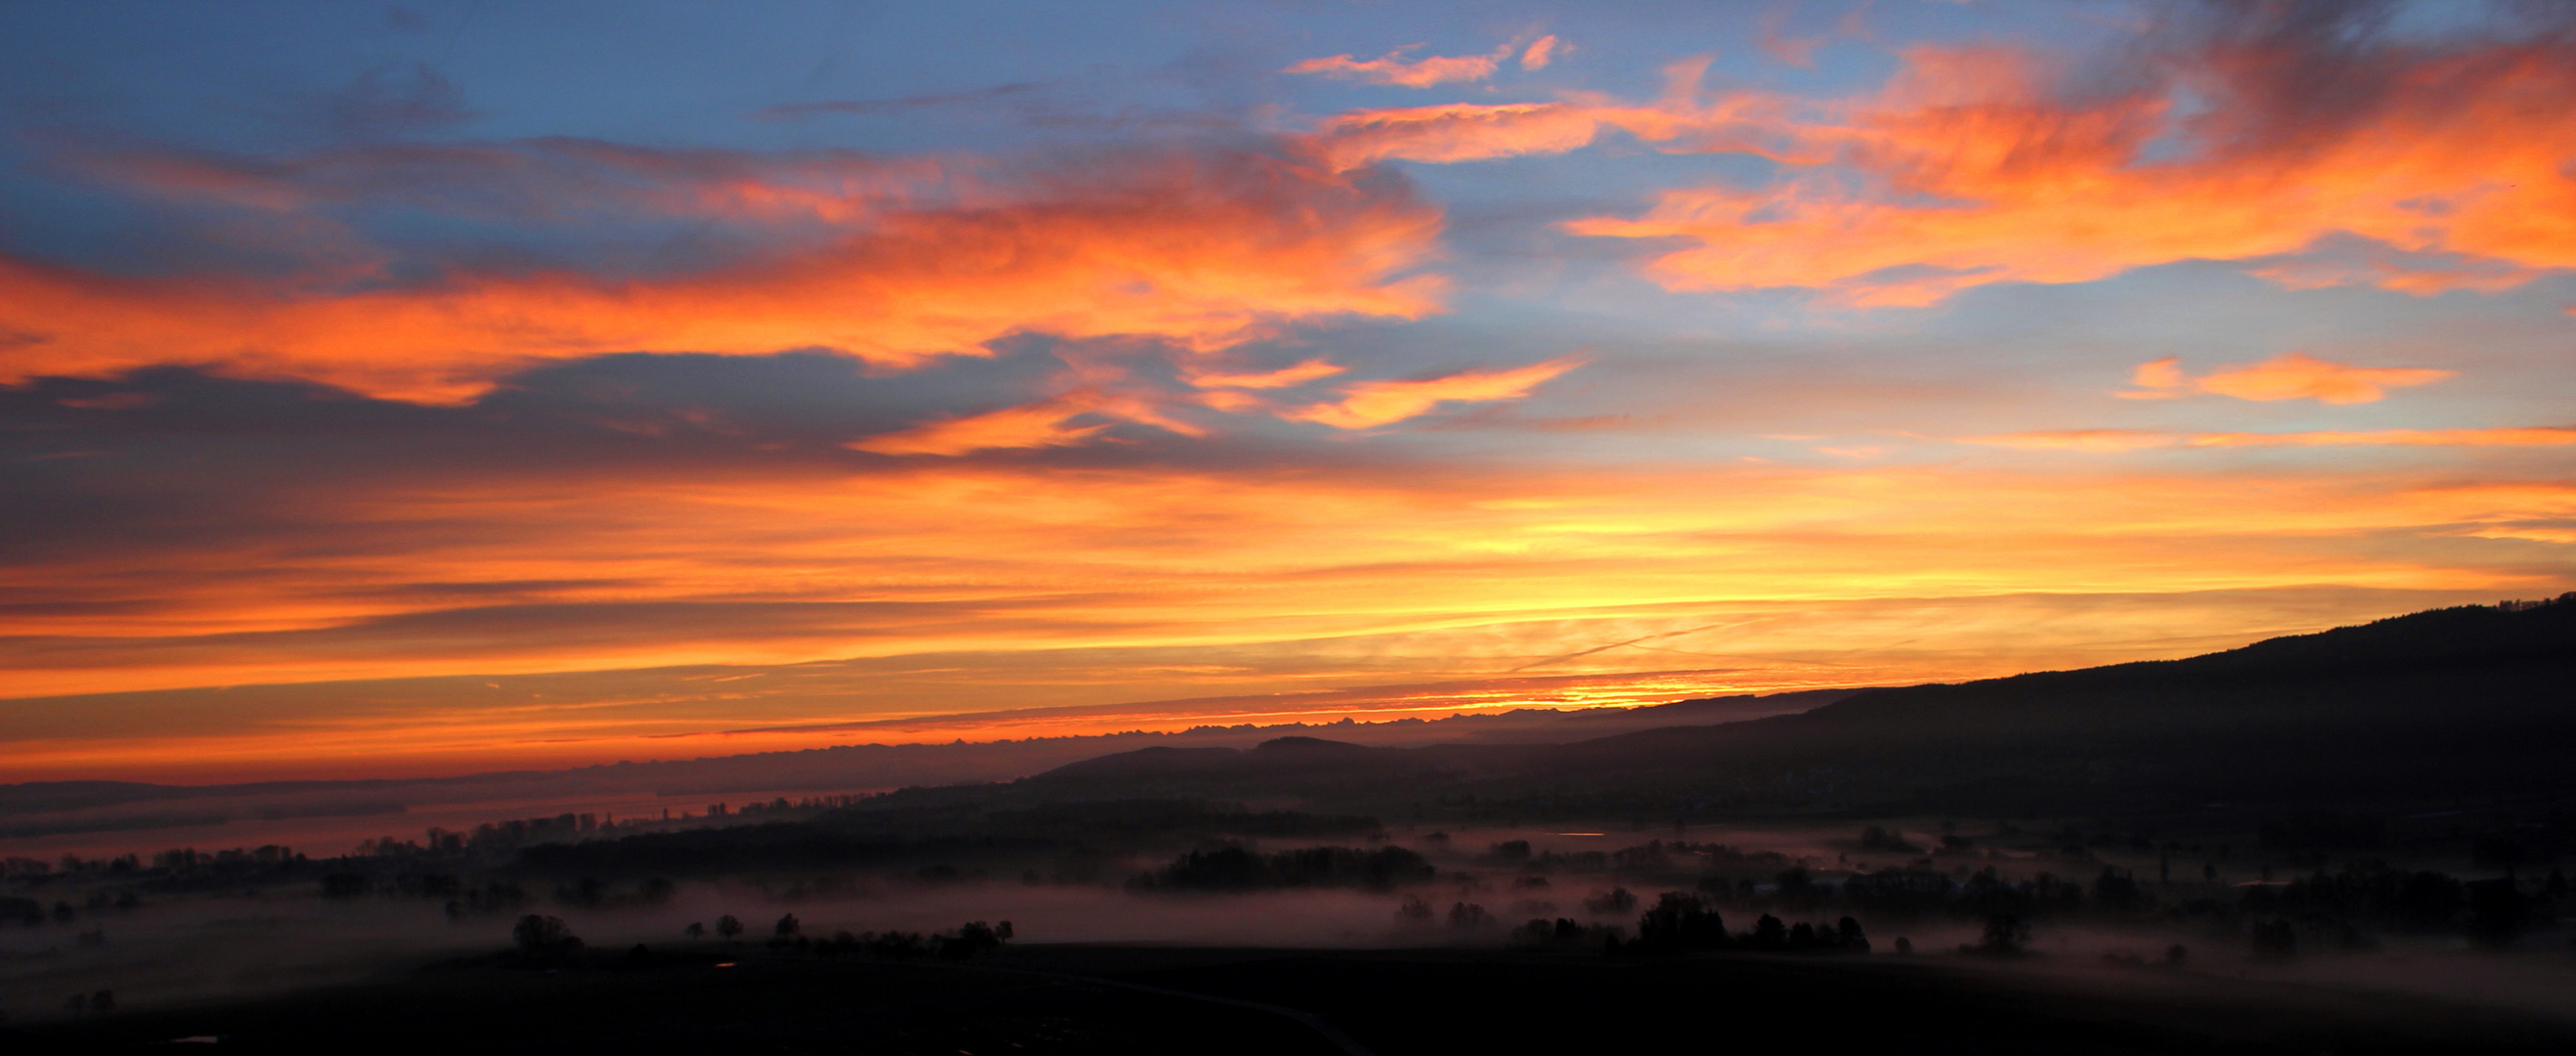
left=1, top=0, right=2571, bottom=781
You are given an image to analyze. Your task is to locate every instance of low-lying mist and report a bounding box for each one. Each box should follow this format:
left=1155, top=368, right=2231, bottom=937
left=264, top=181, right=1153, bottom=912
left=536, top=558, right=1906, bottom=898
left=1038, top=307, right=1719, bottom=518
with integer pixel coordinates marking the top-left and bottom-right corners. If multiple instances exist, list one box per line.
left=9, top=816, right=2573, bottom=1028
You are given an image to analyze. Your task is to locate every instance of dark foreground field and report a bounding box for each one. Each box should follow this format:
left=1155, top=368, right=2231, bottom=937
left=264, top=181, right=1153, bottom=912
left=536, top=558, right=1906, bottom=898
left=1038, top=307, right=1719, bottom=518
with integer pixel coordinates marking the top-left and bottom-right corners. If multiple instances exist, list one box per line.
left=11, top=944, right=2575, bottom=1055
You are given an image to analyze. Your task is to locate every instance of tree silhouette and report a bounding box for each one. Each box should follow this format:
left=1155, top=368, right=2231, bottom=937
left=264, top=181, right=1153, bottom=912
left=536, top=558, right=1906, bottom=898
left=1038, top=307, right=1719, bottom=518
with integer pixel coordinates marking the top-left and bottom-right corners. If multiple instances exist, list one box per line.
left=511, top=914, right=584, bottom=958
left=684, top=921, right=705, bottom=940
left=1836, top=915, right=1869, bottom=952
left=1965, top=914, right=2028, bottom=956
left=939, top=920, right=1010, bottom=959
left=1635, top=891, right=1727, bottom=954
left=1748, top=913, right=1788, bottom=949
left=717, top=914, right=744, bottom=941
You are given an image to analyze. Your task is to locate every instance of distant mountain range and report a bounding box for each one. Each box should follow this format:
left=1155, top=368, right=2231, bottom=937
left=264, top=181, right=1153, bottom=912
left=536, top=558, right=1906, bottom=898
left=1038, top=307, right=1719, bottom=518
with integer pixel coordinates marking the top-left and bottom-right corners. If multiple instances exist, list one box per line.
left=0, top=687, right=1844, bottom=836
left=10, top=597, right=2568, bottom=840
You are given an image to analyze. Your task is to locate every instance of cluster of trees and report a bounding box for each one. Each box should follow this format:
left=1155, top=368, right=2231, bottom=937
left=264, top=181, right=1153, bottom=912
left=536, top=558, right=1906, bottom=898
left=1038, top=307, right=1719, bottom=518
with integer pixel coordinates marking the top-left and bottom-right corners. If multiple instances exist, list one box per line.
left=546, top=875, right=676, bottom=909
left=1748, top=864, right=2098, bottom=920
left=679, top=912, right=1014, bottom=960
left=1480, top=841, right=1740, bottom=878
left=1506, top=891, right=1872, bottom=957
left=511, top=913, right=587, bottom=961
left=712, top=794, right=871, bottom=818
left=440, top=880, right=531, bottom=919
left=6, top=853, right=144, bottom=876
left=1488, top=839, right=1800, bottom=883
left=6, top=847, right=289, bottom=912
left=321, top=868, right=545, bottom=919
left=457, top=813, right=607, bottom=852
left=1634, top=892, right=1729, bottom=953
left=1683, top=853, right=2568, bottom=960
left=3, top=890, right=141, bottom=927
left=1395, top=896, right=1500, bottom=928
left=505, top=910, right=1012, bottom=966
left=1131, top=845, right=1434, bottom=892
left=2238, top=861, right=2566, bottom=947
left=1507, top=916, right=1624, bottom=950
left=0, top=843, right=399, bottom=915
left=146, top=846, right=299, bottom=870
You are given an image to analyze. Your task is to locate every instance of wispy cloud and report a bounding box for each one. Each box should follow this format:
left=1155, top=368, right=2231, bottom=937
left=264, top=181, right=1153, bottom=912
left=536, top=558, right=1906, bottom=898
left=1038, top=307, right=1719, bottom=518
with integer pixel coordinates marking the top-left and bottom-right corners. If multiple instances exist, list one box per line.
left=1309, top=102, right=1612, bottom=169
left=1519, top=34, right=1560, bottom=70
left=1543, top=9, right=2576, bottom=305
left=846, top=397, right=1111, bottom=457
left=2118, top=353, right=2453, bottom=404
left=1286, top=42, right=1516, bottom=88
left=1184, top=358, right=1345, bottom=390
left=1284, top=356, right=1585, bottom=429
left=1970, top=426, right=2576, bottom=452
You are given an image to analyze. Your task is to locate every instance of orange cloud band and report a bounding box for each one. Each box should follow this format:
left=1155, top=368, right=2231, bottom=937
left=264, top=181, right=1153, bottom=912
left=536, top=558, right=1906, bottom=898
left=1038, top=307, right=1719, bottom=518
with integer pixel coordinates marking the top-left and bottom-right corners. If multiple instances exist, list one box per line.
left=0, top=150, right=1447, bottom=403
left=1303, top=27, right=2576, bottom=305
left=4, top=455, right=2569, bottom=702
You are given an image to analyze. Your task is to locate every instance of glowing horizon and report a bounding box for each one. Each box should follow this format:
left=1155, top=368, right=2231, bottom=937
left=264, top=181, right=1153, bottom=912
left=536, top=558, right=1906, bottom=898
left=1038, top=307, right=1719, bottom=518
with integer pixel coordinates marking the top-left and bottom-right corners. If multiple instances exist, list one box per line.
left=1, top=2, right=2570, bottom=782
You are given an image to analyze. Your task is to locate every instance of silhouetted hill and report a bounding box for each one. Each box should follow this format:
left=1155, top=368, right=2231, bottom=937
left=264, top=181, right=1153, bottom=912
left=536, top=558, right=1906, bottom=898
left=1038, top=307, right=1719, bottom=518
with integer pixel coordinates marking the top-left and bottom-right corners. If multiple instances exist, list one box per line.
left=1550, top=597, right=2576, bottom=810
left=1021, top=599, right=2576, bottom=814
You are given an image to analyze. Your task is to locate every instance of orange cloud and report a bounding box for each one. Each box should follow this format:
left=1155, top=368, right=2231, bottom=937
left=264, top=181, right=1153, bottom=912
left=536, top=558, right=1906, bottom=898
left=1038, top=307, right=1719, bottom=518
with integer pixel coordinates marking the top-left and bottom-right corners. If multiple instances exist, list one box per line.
left=1520, top=35, right=1560, bottom=70
left=1555, top=20, right=2576, bottom=305
left=850, top=384, right=1209, bottom=457
left=2192, top=354, right=2456, bottom=405
left=2121, top=357, right=2190, bottom=397
left=1184, top=358, right=1346, bottom=389
left=1972, top=426, right=2576, bottom=452
left=2119, top=353, right=2453, bottom=404
left=1283, top=356, right=1585, bottom=428
left=1310, top=103, right=1610, bottom=169
left=0, top=150, right=1448, bottom=403
left=1300, top=58, right=1770, bottom=171
left=1286, top=43, right=1512, bottom=88
left=846, top=398, right=1110, bottom=457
